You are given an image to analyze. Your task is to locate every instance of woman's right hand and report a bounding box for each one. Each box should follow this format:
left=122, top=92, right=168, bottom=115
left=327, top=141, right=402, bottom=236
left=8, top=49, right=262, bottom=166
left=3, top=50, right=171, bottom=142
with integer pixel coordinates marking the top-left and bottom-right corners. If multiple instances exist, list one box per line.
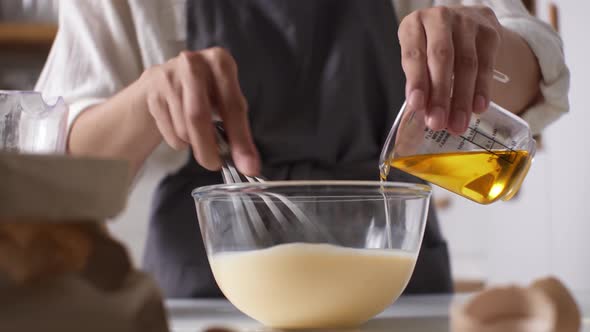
left=138, top=47, right=260, bottom=175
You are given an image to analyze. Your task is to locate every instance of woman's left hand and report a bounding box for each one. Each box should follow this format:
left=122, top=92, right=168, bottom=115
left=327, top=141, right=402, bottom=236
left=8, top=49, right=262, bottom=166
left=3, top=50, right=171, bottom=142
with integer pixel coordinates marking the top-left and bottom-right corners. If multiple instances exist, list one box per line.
left=398, top=6, right=503, bottom=134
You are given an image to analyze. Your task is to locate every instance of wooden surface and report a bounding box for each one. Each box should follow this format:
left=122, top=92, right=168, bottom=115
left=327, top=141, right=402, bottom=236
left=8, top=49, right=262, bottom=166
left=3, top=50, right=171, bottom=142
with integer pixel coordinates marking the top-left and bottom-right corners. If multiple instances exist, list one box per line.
left=0, top=22, right=57, bottom=52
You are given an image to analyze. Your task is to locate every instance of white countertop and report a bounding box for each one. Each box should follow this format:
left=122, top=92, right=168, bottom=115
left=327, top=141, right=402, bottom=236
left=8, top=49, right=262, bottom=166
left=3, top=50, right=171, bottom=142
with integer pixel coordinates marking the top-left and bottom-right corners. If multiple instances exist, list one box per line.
left=166, top=292, right=590, bottom=332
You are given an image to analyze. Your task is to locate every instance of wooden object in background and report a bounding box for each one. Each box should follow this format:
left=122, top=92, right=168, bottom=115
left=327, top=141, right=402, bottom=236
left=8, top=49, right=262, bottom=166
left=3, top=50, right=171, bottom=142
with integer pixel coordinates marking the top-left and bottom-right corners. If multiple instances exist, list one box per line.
left=0, top=23, right=57, bottom=89
left=549, top=3, right=559, bottom=32
left=0, top=22, right=57, bottom=52
left=433, top=195, right=452, bottom=211
left=523, top=0, right=536, bottom=15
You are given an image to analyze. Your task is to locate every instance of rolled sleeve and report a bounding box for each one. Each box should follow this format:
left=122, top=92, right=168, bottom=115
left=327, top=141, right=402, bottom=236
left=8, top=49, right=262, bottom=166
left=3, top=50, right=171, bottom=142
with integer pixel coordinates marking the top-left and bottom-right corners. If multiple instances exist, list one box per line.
left=35, top=0, right=144, bottom=131
left=434, top=0, right=570, bottom=135
left=499, top=15, right=570, bottom=135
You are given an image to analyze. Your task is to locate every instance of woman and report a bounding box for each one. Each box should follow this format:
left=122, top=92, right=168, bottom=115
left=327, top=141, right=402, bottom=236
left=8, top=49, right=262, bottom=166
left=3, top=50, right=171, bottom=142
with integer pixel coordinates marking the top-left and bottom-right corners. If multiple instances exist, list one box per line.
left=36, top=0, right=569, bottom=297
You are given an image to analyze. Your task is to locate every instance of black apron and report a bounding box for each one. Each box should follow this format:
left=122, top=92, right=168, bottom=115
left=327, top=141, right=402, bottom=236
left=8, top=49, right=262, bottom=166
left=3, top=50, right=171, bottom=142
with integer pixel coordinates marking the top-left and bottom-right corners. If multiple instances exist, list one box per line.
left=143, top=0, right=453, bottom=298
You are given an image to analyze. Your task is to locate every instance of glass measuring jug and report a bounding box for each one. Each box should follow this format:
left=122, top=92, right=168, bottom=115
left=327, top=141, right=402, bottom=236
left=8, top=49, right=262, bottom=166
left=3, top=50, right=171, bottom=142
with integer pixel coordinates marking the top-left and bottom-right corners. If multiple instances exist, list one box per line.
left=380, top=94, right=536, bottom=205
left=0, top=91, right=68, bottom=154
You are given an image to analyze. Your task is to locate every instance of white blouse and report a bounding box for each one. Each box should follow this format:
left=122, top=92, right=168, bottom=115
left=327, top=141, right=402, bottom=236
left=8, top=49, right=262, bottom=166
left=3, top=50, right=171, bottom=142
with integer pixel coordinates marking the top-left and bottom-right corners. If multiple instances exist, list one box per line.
left=35, top=0, right=569, bottom=167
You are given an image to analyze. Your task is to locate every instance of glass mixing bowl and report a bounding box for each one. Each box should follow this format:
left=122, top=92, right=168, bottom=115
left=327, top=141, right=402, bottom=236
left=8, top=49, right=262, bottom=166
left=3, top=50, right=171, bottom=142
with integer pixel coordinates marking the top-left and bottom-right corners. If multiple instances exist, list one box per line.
left=192, top=181, right=432, bottom=329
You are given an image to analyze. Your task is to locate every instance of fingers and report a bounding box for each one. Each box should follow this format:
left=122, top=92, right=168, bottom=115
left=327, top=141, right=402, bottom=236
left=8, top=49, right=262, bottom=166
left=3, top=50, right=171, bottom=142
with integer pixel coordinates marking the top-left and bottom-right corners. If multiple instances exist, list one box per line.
left=399, top=12, right=429, bottom=114
left=449, top=17, right=478, bottom=134
left=143, top=48, right=259, bottom=174
left=422, top=7, right=455, bottom=131
left=147, top=94, right=187, bottom=150
left=144, top=65, right=189, bottom=150
left=178, top=51, right=222, bottom=171
left=164, top=69, right=190, bottom=144
left=473, top=21, right=501, bottom=114
left=400, top=6, right=502, bottom=134
left=200, top=47, right=261, bottom=176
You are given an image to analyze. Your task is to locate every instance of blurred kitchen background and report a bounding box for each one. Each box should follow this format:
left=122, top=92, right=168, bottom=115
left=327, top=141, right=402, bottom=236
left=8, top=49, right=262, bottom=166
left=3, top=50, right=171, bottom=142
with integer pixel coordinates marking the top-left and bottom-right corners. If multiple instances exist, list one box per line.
left=2, top=0, right=588, bottom=293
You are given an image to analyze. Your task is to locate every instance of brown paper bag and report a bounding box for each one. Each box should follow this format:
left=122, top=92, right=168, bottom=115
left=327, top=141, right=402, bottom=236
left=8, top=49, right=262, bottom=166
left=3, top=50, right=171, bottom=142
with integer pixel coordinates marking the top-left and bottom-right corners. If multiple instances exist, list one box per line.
left=0, top=152, right=129, bottom=221
left=0, top=153, right=170, bottom=332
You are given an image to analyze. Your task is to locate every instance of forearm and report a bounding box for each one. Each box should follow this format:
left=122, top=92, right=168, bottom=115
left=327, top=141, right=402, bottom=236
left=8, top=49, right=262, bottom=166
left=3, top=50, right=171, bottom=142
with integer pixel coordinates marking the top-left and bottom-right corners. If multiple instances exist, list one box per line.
left=492, top=27, right=542, bottom=114
left=67, top=80, right=162, bottom=177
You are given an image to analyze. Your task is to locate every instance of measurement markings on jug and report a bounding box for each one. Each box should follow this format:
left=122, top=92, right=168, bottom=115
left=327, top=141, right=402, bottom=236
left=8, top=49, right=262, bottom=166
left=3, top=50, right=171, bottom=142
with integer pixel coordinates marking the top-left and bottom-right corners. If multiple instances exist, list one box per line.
left=460, top=127, right=517, bottom=164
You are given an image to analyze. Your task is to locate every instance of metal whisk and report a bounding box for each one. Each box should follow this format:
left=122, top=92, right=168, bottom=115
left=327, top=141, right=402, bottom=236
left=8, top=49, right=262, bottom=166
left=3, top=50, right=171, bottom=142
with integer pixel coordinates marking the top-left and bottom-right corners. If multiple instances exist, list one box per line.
left=213, top=122, right=321, bottom=240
